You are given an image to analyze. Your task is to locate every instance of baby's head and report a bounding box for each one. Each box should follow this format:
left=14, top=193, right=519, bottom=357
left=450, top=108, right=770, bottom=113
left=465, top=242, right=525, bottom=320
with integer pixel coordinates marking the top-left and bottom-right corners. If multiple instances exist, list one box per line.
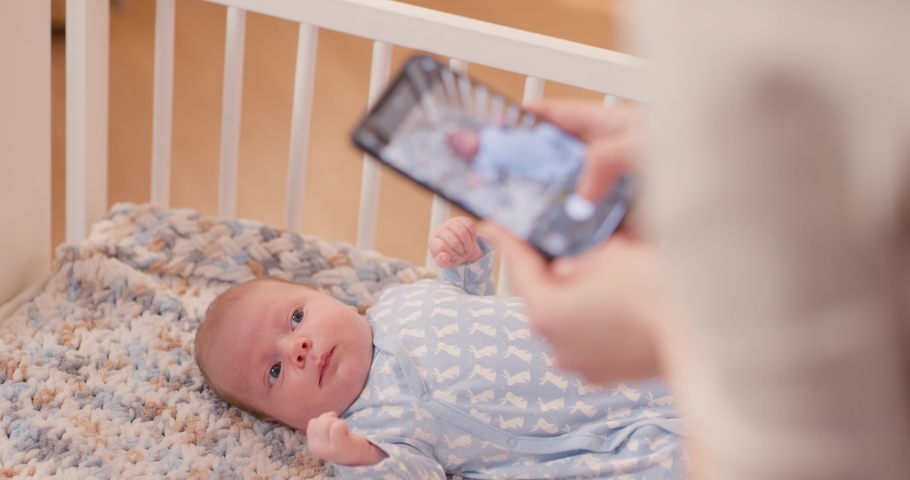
left=448, top=128, right=481, bottom=160
left=194, top=277, right=374, bottom=431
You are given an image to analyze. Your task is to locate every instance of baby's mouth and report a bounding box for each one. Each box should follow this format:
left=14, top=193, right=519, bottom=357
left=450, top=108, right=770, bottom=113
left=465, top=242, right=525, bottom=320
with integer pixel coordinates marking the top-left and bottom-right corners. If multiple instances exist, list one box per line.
left=318, top=347, right=335, bottom=387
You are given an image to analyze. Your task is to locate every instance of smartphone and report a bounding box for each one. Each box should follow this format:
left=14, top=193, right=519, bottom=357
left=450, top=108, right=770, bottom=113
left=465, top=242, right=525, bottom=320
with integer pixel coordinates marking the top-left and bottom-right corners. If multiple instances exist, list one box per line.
left=351, top=54, right=632, bottom=259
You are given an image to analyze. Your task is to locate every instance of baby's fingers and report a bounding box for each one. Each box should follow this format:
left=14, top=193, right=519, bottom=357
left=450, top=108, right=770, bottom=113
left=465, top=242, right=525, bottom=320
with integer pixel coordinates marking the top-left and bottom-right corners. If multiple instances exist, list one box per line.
left=429, top=230, right=465, bottom=268
left=328, top=418, right=351, bottom=446
left=434, top=251, right=455, bottom=269
left=437, top=227, right=468, bottom=256
left=428, top=234, right=454, bottom=255
left=448, top=217, right=478, bottom=250
left=307, top=413, right=337, bottom=442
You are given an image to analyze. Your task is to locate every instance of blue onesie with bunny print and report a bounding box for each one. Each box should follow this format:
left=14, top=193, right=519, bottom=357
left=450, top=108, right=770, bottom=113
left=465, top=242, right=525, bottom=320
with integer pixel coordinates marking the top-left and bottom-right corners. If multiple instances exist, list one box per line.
left=335, top=240, right=687, bottom=479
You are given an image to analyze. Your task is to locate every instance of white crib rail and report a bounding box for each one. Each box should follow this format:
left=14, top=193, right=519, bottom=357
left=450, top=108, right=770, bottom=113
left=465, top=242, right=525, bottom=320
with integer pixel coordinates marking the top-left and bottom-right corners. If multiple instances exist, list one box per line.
left=60, top=0, right=646, bottom=295
left=205, top=0, right=648, bottom=99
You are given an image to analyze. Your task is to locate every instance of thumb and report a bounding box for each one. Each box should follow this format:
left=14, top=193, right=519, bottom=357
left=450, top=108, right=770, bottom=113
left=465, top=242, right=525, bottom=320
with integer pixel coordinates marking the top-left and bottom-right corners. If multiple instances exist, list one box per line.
left=576, top=134, right=634, bottom=202
left=479, top=222, right=551, bottom=299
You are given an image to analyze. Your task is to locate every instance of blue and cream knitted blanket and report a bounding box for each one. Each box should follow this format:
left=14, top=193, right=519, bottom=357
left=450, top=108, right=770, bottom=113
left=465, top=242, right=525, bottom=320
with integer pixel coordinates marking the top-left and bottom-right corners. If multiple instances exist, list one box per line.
left=0, top=203, right=432, bottom=478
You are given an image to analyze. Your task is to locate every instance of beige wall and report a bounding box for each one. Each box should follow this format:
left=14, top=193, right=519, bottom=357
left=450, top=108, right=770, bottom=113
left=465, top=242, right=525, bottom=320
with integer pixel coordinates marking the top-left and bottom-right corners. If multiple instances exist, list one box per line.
left=0, top=0, right=52, bottom=305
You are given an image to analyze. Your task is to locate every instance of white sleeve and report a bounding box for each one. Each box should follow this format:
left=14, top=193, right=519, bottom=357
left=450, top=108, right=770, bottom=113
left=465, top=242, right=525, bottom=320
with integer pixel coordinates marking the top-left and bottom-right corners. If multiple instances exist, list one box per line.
left=642, top=2, right=910, bottom=479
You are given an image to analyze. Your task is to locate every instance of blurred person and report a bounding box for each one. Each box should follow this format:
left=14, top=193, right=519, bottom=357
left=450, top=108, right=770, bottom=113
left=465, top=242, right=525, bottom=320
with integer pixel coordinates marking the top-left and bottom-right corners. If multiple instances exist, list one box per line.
left=487, top=2, right=910, bottom=479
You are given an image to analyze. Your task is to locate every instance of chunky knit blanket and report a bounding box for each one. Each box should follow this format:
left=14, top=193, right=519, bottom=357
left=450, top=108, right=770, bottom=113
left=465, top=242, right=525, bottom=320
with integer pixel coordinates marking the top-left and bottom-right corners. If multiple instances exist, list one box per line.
left=0, top=203, right=434, bottom=479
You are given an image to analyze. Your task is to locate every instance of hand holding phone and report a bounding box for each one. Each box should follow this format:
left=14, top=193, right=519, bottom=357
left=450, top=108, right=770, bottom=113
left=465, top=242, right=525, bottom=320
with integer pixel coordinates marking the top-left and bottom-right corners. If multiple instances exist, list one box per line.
left=352, top=55, right=632, bottom=259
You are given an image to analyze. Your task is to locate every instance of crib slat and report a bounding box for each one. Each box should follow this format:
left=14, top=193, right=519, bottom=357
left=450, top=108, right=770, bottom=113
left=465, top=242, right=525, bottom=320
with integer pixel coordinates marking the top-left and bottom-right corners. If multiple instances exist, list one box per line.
left=523, top=76, right=546, bottom=104
left=424, top=193, right=452, bottom=271
left=151, top=0, right=176, bottom=207
left=422, top=59, right=469, bottom=270
left=217, top=7, right=247, bottom=218
left=356, top=41, right=393, bottom=250
left=284, top=24, right=320, bottom=231
left=492, top=75, right=546, bottom=296
left=65, top=0, right=109, bottom=243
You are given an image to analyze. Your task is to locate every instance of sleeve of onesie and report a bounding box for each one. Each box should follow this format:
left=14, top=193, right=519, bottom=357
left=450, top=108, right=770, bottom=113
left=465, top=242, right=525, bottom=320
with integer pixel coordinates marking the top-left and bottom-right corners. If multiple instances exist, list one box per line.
left=436, top=236, right=496, bottom=296
left=331, top=442, right=446, bottom=480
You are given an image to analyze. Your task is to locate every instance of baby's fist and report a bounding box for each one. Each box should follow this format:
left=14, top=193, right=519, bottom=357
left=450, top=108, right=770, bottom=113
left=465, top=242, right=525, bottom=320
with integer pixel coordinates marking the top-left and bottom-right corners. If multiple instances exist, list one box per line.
left=428, top=217, right=484, bottom=269
left=306, top=412, right=387, bottom=467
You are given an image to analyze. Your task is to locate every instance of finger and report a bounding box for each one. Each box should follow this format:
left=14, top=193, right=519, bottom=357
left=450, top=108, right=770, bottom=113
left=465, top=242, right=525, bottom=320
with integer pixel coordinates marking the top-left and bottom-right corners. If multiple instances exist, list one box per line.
left=438, top=227, right=467, bottom=257
left=427, top=235, right=448, bottom=258
left=452, top=216, right=477, bottom=238
left=576, top=134, right=635, bottom=202
left=435, top=252, right=454, bottom=269
left=329, top=419, right=350, bottom=444
left=549, top=237, right=616, bottom=278
left=549, top=255, right=588, bottom=278
left=428, top=235, right=461, bottom=265
left=524, top=99, right=627, bottom=141
left=449, top=218, right=477, bottom=253
left=307, top=418, right=330, bottom=453
left=478, top=222, right=550, bottom=299
left=320, top=411, right=338, bottom=419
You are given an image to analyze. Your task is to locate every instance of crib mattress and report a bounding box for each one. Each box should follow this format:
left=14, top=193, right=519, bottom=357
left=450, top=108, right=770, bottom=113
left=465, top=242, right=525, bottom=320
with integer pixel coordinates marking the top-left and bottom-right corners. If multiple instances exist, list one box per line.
left=0, top=203, right=432, bottom=478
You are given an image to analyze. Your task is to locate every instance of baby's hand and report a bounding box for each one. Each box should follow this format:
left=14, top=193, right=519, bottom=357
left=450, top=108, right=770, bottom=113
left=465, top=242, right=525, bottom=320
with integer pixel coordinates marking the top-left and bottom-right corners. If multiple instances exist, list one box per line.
left=428, top=217, right=484, bottom=269
left=307, top=412, right=388, bottom=467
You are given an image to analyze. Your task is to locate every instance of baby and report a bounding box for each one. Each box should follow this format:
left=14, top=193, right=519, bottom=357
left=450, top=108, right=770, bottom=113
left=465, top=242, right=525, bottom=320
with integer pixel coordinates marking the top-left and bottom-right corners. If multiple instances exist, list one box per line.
left=447, top=122, right=586, bottom=185
left=195, top=217, right=685, bottom=479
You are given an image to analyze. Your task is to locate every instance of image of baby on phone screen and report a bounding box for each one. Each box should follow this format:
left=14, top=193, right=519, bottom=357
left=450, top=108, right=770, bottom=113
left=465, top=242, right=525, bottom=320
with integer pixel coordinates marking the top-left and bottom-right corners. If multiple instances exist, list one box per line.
left=448, top=122, right=585, bottom=185
left=194, top=216, right=687, bottom=479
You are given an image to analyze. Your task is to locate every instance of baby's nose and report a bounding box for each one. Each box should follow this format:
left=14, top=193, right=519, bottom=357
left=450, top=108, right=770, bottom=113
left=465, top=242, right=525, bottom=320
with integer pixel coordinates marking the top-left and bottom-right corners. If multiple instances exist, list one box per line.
left=289, top=337, right=312, bottom=368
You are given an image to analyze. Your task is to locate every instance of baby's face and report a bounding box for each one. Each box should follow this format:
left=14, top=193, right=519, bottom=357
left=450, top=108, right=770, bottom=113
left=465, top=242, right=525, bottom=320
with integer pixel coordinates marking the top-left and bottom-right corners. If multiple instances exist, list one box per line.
left=205, top=281, right=373, bottom=431
left=448, top=129, right=480, bottom=160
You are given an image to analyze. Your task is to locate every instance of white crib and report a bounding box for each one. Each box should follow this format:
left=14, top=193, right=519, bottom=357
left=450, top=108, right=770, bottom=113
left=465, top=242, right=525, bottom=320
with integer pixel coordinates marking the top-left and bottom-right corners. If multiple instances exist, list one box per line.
left=0, top=0, right=646, bottom=476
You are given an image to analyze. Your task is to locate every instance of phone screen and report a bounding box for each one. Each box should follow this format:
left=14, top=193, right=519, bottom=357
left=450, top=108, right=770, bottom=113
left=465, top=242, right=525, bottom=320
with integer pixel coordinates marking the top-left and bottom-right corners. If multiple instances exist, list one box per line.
left=352, top=55, right=631, bottom=259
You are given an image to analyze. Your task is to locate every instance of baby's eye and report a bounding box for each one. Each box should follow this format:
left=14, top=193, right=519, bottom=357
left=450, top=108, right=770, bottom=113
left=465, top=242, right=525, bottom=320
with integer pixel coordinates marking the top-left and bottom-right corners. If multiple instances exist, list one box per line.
left=290, top=309, right=305, bottom=329
left=269, top=363, right=281, bottom=385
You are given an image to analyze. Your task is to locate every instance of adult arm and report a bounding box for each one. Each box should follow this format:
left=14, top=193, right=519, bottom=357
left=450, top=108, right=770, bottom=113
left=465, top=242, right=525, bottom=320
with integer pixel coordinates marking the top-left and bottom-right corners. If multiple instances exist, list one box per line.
left=642, top=2, right=910, bottom=479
